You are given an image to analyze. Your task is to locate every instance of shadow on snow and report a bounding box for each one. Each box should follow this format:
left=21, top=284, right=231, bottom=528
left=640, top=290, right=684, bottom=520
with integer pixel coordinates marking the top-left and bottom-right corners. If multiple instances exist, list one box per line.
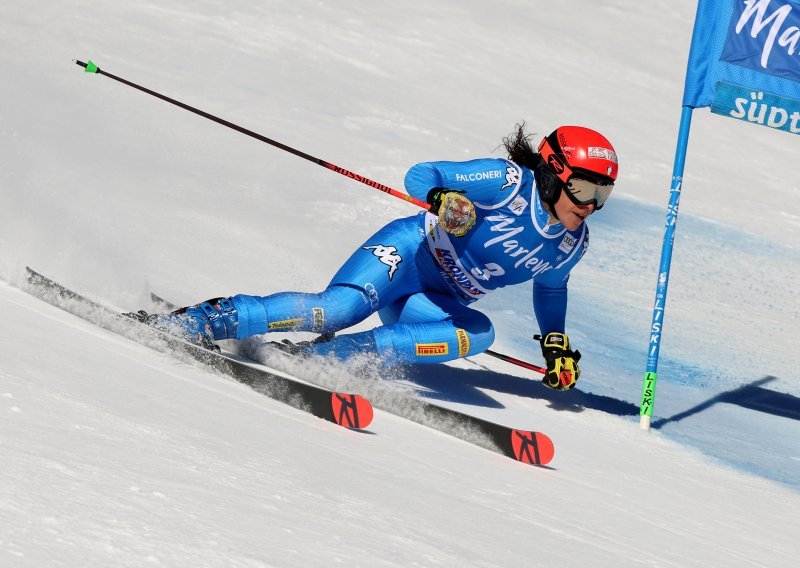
left=651, top=375, right=800, bottom=429
left=404, top=362, right=640, bottom=417
left=404, top=365, right=800, bottom=427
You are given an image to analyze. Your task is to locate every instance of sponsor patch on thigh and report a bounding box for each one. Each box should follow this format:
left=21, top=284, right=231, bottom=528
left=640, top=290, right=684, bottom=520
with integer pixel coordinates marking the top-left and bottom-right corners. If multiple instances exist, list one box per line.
left=415, top=342, right=449, bottom=356
left=311, top=307, right=324, bottom=333
left=456, top=329, right=470, bottom=357
left=268, top=318, right=303, bottom=330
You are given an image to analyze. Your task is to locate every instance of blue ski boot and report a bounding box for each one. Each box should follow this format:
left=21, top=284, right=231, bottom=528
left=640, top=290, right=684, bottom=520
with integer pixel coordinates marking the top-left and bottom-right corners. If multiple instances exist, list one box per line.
left=127, top=297, right=239, bottom=351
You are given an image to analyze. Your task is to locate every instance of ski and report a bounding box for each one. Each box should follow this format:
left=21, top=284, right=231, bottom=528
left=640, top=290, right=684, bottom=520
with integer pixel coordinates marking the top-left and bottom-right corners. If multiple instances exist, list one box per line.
left=396, top=399, right=555, bottom=466
left=24, top=268, right=373, bottom=430
left=149, top=292, right=555, bottom=466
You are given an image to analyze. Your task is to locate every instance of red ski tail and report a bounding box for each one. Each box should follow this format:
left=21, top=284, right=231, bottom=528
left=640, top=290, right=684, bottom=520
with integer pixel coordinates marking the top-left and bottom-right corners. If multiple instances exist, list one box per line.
left=510, top=430, right=555, bottom=466
left=331, top=393, right=374, bottom=429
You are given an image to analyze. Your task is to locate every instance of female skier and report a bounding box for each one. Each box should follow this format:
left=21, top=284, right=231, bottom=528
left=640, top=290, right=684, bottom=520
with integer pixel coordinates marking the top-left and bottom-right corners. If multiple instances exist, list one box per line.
left=139, top=124, right=618, bottom=391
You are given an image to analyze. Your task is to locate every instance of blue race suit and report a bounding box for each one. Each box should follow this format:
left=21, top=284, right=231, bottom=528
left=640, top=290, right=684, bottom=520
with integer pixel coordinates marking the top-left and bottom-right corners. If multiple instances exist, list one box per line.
left=228, top=158, right=589, bottom=364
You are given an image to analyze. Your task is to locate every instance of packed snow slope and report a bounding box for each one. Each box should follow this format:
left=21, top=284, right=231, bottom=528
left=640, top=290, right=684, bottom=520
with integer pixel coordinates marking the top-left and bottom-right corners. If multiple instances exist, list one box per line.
left=2, top=0, right=799, bottom=566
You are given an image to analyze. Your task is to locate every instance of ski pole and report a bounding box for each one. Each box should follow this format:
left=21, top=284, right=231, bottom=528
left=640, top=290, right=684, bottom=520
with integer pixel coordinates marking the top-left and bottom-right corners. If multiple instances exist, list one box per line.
left=484, top=350, right=546, bottom=375
left=73, top=59, right=431, bottom=211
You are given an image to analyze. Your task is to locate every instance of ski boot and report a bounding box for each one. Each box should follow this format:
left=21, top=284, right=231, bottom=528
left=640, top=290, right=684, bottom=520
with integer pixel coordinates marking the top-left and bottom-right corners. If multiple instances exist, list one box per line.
left=126, top=297, right=239, bottom=352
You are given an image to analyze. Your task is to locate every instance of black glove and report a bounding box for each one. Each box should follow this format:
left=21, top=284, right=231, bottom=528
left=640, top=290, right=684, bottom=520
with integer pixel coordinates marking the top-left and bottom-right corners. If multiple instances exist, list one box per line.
left=535, top=332, right=582, bottom=391
left=426, top=187, right=476, bottom=237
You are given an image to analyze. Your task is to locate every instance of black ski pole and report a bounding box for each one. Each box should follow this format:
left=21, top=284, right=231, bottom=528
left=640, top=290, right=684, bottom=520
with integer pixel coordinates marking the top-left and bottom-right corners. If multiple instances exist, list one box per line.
left=73, top=59, right=431, bottom=211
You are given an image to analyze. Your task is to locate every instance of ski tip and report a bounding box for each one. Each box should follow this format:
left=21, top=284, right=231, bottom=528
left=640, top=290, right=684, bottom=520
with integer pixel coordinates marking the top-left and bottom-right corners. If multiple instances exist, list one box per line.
left=25, top=266, right=44, bottom=285
left=510, top=429, right=555, bottom=466
left=331, top=393, right=373, bottom=430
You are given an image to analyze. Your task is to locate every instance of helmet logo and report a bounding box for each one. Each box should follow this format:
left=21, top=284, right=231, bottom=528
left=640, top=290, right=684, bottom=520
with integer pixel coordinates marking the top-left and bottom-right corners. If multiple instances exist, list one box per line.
left=558, top=132, right=569, bottom=150
left=560, top=144, right=575, bottom=159
left=588, top=146, right=618, bottom=164
left=547, top=155, right=565, bottom=174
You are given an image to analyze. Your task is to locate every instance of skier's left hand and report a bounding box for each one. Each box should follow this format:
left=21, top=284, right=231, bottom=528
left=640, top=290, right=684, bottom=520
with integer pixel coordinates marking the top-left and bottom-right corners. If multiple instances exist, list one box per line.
left=536, top=332, right=582, bottom=391
left=427, top=188, right=476, bottom=237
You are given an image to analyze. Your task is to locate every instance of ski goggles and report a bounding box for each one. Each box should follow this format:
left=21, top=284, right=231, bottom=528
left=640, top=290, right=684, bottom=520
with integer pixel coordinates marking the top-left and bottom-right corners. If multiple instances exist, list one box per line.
left=565, top=177, right=614, bottom=209
left=538, top=135, right=614, bottom=209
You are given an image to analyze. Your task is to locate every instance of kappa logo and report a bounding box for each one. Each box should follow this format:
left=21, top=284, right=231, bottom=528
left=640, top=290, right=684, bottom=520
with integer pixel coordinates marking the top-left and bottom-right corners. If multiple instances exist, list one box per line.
left=500, top=166, right=521, bottom=190
left=363, top=244, right=402, bottom=280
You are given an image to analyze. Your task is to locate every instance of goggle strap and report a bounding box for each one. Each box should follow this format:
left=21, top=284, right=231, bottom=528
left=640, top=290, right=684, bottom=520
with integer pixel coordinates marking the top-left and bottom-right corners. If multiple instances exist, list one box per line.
left=537, top=136, right=572, bottom=185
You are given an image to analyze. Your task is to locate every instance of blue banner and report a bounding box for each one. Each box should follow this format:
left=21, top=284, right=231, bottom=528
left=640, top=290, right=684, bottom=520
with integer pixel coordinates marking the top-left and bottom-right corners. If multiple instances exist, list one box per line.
left=683, top=0, right=800, bottom=125
left=721, top=0, right=800, bottom=81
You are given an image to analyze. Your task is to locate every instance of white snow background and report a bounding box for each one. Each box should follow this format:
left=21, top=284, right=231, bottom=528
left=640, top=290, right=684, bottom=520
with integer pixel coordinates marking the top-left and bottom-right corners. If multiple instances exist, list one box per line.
left=1, top=0, right=799, bottom=566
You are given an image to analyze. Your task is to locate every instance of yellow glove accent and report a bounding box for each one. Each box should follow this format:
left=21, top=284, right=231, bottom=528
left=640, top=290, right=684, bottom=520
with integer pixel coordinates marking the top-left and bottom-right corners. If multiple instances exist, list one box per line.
left=537, top=332, right=582, bottom=391
left=542, top=355, right=580, bottom=390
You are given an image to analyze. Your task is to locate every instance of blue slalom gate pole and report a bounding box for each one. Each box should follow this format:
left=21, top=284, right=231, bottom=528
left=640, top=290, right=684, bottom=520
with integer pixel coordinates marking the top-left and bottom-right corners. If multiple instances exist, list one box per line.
left=640, top=106, right=694, bottom=430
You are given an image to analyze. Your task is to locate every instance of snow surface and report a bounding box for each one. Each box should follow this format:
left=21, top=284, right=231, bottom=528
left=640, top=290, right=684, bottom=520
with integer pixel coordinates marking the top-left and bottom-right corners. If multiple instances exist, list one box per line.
left=1, top=0, right=799, bottom=566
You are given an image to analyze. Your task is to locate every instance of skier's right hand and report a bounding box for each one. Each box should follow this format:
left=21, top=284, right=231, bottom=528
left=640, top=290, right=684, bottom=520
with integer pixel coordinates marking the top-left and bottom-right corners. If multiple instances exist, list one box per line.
left=426, top=187, right=476, bottom=237
left=535, top=332, right=582, bottom=391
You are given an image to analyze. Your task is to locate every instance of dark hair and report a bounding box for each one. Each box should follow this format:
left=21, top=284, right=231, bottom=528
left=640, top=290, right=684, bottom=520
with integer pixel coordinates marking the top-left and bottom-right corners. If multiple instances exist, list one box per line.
left=501, top=122, right=541, bottom=169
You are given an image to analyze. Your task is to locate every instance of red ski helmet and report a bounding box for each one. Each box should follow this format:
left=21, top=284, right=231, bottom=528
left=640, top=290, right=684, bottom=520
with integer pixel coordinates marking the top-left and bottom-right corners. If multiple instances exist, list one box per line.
left=536, top=126, right=618, bottom=209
